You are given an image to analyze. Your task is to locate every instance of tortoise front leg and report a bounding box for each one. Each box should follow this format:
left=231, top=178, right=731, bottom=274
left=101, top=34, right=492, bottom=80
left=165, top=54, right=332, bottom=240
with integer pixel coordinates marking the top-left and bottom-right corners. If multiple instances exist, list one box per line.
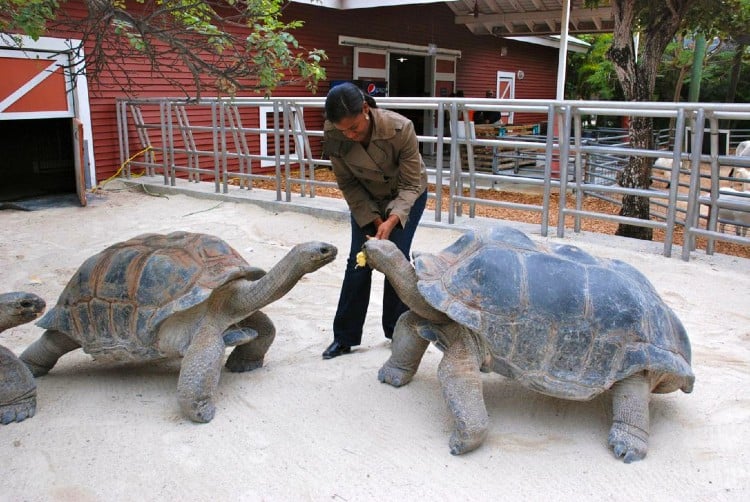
left=378, top=311, right=429, bottom=387
left=177, top=325, right=226, bottom=423
left=20, top=330, right=80, bottom=376
left=225, top=311, right=275, bottom=372
left=437, top=333, right=488, bottom=455
left=608, top=371, right=650, bottom=463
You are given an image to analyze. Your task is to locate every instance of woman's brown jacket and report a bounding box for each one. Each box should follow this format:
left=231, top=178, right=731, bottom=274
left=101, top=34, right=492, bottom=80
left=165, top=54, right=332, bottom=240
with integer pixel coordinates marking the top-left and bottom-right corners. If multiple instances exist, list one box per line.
left=323, top=107, right=428, bottom=228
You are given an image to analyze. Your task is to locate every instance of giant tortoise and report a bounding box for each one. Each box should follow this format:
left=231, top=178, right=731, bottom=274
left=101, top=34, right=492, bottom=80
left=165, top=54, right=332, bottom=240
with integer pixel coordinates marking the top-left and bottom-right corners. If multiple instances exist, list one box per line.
left=21, top=231, right=336, bottom=422
left=1, top=291, right=46, bottom=424
left=362, top=225, right=694, bottom=463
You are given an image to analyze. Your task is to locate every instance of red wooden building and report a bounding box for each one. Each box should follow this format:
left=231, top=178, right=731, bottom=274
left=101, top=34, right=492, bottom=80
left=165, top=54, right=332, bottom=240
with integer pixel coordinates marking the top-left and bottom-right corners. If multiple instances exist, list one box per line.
left=0, top=0, right=601, bottom=204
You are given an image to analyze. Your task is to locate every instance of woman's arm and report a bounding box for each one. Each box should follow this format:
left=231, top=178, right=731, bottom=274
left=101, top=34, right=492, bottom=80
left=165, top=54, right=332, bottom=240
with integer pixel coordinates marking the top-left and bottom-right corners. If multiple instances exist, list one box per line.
left=330, top=155, right=380, bottom=227
left=385, top=120, right=425, bottom=228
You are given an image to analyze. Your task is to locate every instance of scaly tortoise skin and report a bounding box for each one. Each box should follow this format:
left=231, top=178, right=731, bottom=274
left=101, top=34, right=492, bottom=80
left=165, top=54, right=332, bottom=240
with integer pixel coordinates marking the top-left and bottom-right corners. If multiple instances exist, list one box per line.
left=363, top=225, right=694, bottom=463
left=1, top=292, right=46, bottom=424
left=20, top=231, right=336, bottom=423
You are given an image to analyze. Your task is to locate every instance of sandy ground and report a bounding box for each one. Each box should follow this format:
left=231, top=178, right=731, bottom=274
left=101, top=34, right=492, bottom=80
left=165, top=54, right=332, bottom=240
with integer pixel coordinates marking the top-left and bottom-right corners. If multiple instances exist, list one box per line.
left=1, top=185, right=749, bottom=501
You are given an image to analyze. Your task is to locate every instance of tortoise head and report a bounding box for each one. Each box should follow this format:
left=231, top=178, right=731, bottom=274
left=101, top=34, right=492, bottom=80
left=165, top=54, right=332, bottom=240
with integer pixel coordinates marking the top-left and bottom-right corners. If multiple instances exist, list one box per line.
left=289, top=241, right=338, bottom=273
left=363, top=239, right=451, bottom=324
left=0, top=292, right=46, bottom=333
left=361, top=238, right=407, bottom=273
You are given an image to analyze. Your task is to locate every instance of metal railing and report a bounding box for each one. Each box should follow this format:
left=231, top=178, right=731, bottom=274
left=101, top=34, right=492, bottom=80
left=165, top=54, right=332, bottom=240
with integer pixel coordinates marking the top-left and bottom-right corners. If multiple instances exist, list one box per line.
left=116, top=96, right=750, bottom=261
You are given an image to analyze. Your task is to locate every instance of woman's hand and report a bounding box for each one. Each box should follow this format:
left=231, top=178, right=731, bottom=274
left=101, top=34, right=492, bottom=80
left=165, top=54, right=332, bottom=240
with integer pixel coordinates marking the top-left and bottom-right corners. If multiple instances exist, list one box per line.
left=374, top=214, right=400, bottom=240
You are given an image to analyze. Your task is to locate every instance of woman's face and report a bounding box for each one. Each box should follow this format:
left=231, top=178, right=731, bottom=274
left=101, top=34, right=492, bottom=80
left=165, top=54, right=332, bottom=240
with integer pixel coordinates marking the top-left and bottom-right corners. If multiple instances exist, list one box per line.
left=334, top=104, right=370, bottom=142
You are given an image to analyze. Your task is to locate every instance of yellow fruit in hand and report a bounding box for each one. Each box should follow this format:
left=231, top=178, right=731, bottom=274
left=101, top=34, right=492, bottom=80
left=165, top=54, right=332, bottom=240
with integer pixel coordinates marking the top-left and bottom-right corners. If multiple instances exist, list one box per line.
left=355, top=250, right=367, bottom=268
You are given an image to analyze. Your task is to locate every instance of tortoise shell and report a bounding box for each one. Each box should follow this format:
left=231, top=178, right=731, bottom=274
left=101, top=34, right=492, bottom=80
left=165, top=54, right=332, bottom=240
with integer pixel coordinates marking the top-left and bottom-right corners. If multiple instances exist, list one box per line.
left=37, top=232, right=264, bottom=360
left=414, top=226, right=694, bottom=400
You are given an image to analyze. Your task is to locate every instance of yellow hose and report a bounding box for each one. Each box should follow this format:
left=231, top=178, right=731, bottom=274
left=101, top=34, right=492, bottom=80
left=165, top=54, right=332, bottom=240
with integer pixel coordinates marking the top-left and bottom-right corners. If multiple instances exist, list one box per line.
left=90, top=146, right=153, bottom=193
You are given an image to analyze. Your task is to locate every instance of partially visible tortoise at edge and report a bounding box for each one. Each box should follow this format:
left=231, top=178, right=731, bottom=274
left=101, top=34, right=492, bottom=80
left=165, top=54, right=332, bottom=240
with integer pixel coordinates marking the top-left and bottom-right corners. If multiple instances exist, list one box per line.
left=20, top=231, right=337, bottom=423
left=362, top=225, right=694, bottom=463
left=1, top=292, right=46, bottom=425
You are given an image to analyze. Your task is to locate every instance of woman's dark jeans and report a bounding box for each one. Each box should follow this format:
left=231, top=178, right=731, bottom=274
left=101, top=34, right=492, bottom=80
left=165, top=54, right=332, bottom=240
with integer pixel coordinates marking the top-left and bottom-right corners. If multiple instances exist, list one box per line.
left=332, top=190, right=427, bottom=346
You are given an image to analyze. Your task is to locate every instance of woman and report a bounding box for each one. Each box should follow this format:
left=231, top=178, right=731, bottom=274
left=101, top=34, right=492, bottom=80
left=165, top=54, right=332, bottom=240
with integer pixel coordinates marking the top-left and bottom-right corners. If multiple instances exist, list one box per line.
left=321, top=82, right=428, bottom=359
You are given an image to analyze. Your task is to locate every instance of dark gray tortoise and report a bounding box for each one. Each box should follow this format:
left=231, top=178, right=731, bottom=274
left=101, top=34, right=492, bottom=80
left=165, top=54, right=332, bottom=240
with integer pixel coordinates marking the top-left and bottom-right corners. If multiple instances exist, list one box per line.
left=20, top=231, right=336, bottom=423
left=1, top=291, right=46, bottom=424
left=363, top=225, right=694, bottom=463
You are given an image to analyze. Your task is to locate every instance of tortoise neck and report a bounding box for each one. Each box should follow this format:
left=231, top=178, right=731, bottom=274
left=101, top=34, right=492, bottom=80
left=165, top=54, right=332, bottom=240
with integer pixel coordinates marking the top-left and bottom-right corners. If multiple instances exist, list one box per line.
left=228, top=252, right=307, bottom=316
left=376, top=253, right=450, bottom=324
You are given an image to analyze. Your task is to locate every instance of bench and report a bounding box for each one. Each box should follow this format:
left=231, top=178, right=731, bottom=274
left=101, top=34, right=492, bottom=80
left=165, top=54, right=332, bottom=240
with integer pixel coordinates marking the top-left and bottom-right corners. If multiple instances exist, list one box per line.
left=459, top=123, right=540, bottom=173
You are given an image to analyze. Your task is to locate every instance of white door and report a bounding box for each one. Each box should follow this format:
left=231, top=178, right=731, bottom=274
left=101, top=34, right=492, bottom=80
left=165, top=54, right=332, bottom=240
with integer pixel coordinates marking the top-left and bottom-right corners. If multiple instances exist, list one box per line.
left=496, top=71, right=516, bottom=124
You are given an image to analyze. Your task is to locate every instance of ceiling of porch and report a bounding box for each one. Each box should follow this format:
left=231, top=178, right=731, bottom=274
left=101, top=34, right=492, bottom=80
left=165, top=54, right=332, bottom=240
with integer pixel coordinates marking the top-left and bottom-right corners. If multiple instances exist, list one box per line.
left=291, top=1, right=615, bottom=37
left=447, top=0, right=615, bottom=36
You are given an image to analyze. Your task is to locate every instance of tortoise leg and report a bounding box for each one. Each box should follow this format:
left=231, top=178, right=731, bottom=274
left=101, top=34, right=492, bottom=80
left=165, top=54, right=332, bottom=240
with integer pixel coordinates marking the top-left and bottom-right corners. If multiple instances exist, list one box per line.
left=608, top=371, right=650, bottom=463
left=20, top=330, right=80, bottom=376
left=1, top=345, right=37, bottom=425
left=378, top=311, right=429, bottom=387
left=437, top=333, right=488, bottom=455
left=225, top=311, right=275, bottom=373
left=177, top=326, right=226, bottom=423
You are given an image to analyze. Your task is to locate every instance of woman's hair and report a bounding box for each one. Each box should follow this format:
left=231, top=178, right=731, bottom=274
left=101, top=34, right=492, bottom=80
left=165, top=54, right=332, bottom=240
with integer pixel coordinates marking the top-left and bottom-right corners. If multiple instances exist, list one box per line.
left=325, top=82, right=377, bottom=123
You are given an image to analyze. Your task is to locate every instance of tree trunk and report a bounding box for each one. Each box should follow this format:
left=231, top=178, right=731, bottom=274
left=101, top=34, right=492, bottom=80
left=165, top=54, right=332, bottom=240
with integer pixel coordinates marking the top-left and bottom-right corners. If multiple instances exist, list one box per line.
left=607, top=0, right=697, bottom=240
left=673, top=67, right=688, bottom=103
left=726, top=43, right=745, bottom=103
left=616, top=116, right=655, bottom=239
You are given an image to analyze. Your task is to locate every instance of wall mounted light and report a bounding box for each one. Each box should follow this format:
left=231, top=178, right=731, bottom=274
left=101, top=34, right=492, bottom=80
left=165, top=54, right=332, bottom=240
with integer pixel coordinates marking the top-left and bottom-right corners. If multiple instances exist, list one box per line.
left=500, top=46, right=508, bottom=57
left=517, top=70, right=525, bottom=80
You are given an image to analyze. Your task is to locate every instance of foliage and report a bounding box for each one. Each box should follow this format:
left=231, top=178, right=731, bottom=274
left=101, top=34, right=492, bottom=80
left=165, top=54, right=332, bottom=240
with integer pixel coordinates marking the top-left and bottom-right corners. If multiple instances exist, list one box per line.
left=0, top=0, right=327, bottom=98
left=699, top=43, right=750, bottom=101
left=566, top=34, right=623, bottom=100
left=0, top=0, right=59, bottom=40
left=681, top=0, right=750, bottom=37
left=568, top=1, right=750, bottom=103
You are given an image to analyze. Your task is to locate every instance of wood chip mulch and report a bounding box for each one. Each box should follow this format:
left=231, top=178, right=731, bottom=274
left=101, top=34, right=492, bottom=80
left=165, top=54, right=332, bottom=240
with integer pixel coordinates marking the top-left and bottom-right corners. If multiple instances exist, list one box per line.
left=248, top=168, right=749, bottom=260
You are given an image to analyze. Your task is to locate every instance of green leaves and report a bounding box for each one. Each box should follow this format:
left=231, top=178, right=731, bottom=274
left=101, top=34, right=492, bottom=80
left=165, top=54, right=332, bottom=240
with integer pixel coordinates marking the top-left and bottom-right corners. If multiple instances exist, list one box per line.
left=567, top=34, right=623, bottom=100
left=2, top=0, right=327, bottom=98
left=245, top=13, right=327, bottom=96
left=0, top=0, right=59, bottom=40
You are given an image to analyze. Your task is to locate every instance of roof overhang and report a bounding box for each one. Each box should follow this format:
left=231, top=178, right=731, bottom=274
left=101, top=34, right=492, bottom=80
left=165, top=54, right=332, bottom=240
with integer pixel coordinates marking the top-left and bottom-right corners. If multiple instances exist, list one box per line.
left=292, top=2, right=612, bottom=36
left=508, top=34, right=590, bottom=53
left=290, top=0, right=456, bottom=9
left=448, top=1, right=614, bottom=37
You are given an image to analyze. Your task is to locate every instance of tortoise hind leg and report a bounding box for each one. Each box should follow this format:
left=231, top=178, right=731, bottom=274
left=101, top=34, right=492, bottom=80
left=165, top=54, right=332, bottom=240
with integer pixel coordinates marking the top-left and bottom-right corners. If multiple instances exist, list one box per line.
left=20, top=330, right=80, bottom=376
left=608, top=372, right=650, bottom=463
left=225, top=311, right=275, bottom=372
left=437, top=332, right=489, bottom=455
left=1, top=345, right=37, bottom=424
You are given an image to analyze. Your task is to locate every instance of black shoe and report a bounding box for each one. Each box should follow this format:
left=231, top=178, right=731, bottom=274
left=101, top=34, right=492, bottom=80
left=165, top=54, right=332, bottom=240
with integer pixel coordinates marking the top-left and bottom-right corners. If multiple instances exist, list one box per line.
left=322, top=340, right=351, bottom=359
